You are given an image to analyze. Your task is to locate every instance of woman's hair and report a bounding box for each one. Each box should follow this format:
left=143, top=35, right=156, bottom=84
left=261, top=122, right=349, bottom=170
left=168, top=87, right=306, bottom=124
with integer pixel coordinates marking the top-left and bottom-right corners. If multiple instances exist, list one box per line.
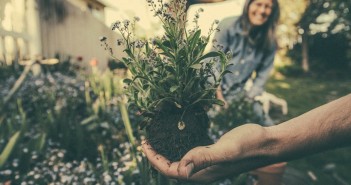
left=239, top=0, right=280, bottom=50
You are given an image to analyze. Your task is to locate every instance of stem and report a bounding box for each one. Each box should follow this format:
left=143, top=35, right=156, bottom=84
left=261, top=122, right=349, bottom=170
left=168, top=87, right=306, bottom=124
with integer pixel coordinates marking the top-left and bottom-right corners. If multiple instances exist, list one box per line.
left=2, top=61, right=34, bottom=107
left=118, top=98, right=143, bottom=171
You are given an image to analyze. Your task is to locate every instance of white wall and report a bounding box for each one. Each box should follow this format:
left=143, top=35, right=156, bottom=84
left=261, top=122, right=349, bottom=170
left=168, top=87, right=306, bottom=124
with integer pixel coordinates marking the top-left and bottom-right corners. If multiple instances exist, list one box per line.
left=187, top=0, right=245, bottom=35
left=104, top=0, right=164, bottom=39
left=40, top=0, right=122, bottom=70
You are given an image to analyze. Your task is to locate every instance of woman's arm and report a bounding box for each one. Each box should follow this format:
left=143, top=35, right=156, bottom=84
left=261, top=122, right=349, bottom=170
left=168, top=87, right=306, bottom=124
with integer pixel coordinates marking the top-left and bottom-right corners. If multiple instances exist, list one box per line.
left=247, top=50, right=275, bottom=98
left=142, top=94, right=351, bottom=183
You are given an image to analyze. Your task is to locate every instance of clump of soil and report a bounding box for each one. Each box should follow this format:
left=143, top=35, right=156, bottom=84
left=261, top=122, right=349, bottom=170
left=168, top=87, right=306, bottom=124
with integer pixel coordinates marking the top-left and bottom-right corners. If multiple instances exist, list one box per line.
left=145, top=105, right=213, bottom=161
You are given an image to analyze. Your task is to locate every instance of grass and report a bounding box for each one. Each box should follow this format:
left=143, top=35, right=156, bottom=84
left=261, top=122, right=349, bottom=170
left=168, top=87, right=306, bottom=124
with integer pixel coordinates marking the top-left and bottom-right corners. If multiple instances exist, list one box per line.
left=266, top=74, right=351, bottom=184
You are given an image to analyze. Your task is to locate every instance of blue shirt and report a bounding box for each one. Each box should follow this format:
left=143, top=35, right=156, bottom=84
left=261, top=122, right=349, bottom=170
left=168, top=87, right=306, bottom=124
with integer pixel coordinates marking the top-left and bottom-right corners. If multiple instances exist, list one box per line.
left=213, top=16, right=276, bottom=101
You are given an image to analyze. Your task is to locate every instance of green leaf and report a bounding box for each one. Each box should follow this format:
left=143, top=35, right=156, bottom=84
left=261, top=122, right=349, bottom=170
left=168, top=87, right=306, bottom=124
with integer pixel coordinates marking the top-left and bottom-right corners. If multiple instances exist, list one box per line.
left=174, top=102, right=182, bottom=108
left=145, top=42, right=151, bottom=55
left=122, top=57, right=131, bottom=64
left=123, top=78, right=133, bottom=84
left=190, top=64, right=202, bottom=69
left=155, top=40, right=170, bottom=53
left=170, top=85, right=178, bottom=92
left=212, top=99, right=225, bottom=106
left=0, top=132, right=20, bottom=167
left=219, top=70, right=233, bottom=78
left=133, top=75, right=149, bottom=81
left=36, top=133, right=47, bottom=152
left=189, top=30, right=201, bottom=50
left=148, top=70, right=161, bottom=76
left=162, top=40, right=172, bottom=48
left=165, top=65, right=176, bottom=74
left=194, top=51, right=221, bottom=64
left=81, top=115, right=99, bottom=125
left=160, top=52, right=175, bottom=59
left=124, top=49, right=135, bottom=59
left=183, top=77, right=198, bottom=93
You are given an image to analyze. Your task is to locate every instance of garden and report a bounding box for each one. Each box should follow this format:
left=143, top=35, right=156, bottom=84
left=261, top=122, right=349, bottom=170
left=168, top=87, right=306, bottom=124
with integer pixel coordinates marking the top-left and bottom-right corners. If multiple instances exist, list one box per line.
left=1, top=0, right=351, bottom=184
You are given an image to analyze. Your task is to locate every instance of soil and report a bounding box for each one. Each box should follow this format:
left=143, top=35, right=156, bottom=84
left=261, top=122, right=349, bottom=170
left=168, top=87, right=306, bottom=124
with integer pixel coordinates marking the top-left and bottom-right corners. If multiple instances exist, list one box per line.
left=145, top=106, right=213, bottom=161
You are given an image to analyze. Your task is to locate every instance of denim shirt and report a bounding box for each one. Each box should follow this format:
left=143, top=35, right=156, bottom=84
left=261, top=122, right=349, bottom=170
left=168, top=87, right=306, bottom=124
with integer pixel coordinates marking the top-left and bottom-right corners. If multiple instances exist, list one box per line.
left=213, top=16, right=276, bottom=101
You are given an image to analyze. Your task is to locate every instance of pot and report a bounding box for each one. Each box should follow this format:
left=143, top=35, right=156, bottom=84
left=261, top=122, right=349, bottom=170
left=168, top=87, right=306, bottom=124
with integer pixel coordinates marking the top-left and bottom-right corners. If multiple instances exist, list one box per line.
left=249, top=162, right=287, bottom=185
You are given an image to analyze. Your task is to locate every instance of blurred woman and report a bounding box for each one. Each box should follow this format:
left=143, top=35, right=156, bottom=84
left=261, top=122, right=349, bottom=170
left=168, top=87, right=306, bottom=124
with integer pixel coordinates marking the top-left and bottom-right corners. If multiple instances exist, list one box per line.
left=214, top=0, right=280, bottom=126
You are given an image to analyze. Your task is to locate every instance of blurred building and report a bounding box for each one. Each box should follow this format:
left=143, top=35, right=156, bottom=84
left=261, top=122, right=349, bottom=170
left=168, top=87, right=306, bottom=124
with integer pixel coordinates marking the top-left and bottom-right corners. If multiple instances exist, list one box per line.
left=0, top=0, right=121, bottom=69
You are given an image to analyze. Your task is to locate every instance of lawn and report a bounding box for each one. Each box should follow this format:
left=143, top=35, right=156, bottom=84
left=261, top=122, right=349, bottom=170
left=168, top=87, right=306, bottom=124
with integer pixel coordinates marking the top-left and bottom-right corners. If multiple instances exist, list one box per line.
left=266, top=74, right=351, bottom=184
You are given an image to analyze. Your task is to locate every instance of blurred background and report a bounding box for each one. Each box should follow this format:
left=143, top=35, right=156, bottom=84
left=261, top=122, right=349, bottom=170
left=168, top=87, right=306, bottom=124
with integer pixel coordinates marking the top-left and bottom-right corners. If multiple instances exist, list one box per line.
left=0, top=0, right=350, bottom=184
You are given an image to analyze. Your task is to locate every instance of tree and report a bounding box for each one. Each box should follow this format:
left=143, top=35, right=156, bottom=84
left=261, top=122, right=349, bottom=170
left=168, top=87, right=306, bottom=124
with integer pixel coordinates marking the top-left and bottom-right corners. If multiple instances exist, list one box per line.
left=298, top=0, right=351, bottom=72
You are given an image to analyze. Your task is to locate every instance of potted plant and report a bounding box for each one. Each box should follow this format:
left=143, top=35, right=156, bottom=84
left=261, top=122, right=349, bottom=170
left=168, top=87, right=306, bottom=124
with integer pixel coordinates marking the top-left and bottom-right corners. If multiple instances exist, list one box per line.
left=101, top=0, right=229, bottom=161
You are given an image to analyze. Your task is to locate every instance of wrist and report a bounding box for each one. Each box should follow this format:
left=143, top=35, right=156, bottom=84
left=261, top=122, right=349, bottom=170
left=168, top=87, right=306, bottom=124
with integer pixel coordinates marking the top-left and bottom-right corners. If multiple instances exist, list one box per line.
left=261, top=125, right=291, bottom=162
left=223, top=124, right=282, bottom=174
left=240, top=125, right=282, bottom=165
left=235, top=124, right=272, bottom=158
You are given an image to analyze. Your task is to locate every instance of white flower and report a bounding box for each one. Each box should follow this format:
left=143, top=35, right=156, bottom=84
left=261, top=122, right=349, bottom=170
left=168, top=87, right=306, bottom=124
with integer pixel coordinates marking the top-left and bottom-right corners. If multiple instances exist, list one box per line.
left=123, top=20, right=130, bottom=27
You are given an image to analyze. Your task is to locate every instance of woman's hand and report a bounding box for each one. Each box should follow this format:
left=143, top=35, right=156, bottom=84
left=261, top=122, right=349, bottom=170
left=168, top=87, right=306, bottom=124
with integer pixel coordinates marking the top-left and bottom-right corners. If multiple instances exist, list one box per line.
left=142, top=124, right=270, bottom=184
left=216, top=87, right=228, bottom=110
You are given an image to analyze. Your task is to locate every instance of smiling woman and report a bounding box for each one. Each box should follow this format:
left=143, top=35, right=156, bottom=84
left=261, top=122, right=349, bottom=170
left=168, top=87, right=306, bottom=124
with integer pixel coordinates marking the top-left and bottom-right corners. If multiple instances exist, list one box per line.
left=213, top=0, right=280, bottom=126
left=248, top=0, right=273, bottom=26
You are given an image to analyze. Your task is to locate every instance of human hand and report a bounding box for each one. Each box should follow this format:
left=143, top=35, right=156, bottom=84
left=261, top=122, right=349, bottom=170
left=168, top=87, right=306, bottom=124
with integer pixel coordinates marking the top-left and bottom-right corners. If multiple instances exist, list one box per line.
left=142, top=124, right=269, bottom=184
left=141, top=140, right=234, bottom=184
left=216, top=92, right=228, bottom=110
left=215, top=87, right=228, bottom=110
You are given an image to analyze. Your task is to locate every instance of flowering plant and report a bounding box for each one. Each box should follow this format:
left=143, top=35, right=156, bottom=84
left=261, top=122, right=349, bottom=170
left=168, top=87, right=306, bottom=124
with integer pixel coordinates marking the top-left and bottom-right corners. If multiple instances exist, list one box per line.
left=102, top=0, right=230, bottom=161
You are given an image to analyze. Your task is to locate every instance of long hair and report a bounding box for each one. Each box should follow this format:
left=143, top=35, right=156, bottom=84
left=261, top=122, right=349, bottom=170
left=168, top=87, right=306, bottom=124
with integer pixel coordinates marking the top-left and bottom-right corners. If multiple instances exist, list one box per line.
left=239, top=0, right=280, bottom=50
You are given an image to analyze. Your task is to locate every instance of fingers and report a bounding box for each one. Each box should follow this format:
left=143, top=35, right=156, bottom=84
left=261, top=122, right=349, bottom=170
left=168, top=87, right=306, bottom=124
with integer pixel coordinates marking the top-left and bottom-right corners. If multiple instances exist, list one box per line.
left=177, top=146, right=215, bottom=178
left=176, top=159, right=194, bottom=179
left=141, top=141, right=226, bottom=183
left=141, top=141, right=169, bottom=168
left=141, top=140, right=180, bottom=178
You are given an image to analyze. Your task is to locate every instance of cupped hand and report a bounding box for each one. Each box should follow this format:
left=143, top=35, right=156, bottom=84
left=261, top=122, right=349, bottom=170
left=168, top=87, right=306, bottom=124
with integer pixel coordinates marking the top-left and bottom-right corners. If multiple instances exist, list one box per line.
left=141, top=140, right=233, bottom=184
left=142, top=124, right=268, bottom=184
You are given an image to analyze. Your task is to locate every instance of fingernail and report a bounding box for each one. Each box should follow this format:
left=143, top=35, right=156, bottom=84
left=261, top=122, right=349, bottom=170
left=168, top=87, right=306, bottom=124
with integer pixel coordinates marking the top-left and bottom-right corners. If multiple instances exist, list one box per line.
left=185, top=163, right=194, bottom=178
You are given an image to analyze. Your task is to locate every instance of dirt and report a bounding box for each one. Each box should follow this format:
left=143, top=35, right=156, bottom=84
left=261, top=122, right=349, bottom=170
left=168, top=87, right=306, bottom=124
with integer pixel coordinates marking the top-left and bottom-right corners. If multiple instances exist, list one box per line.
left=145, top=106, right=213, bottom=161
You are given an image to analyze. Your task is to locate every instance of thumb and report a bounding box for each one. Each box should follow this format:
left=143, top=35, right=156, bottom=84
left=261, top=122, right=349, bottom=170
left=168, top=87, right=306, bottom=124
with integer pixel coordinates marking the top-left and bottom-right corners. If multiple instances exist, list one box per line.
left=177, top=146, right=214, bottom=178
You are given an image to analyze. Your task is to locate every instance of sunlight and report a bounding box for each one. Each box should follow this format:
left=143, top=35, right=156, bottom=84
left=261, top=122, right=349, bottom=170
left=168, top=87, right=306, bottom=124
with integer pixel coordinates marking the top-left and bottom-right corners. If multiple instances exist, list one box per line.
left=1, top=2, right=13, bottom=31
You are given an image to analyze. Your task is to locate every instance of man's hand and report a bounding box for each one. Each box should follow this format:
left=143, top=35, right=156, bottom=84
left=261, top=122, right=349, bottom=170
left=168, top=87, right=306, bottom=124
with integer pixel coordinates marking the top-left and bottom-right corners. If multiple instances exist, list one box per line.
left=142, top=124, right=269, bottom=184
left=141, top=140, right=234, bottom=184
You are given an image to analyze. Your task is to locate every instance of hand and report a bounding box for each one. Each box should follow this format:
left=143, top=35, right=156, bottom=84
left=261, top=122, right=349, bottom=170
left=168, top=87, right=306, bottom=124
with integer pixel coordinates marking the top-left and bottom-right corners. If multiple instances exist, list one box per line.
left=216, top=92, right=228, bottom=110
left=141, top=140, right=229, bottom=184
left=142, top=124, right=269, bottom=184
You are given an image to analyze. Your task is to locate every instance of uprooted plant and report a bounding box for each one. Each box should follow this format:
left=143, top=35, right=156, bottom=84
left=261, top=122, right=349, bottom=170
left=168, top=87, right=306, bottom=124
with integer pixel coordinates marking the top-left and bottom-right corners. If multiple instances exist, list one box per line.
left=101, top=0, right=230, bottom=161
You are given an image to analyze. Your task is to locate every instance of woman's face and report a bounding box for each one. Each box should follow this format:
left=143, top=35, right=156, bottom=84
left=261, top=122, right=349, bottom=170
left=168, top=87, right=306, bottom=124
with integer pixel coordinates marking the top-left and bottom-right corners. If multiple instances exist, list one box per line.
left=248, top=0, right=273, bottom=27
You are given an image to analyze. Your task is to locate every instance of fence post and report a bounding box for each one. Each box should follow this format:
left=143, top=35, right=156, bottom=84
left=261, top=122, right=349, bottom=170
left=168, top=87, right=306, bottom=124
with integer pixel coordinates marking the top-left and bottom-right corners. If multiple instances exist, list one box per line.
left=26, top=0, right=42, bottom=58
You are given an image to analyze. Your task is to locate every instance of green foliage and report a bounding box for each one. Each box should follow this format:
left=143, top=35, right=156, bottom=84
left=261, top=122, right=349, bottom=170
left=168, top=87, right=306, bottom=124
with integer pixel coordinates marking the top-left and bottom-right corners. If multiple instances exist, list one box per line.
left=278, top=0, right=351, bottom=73
left=0, top=62, right=150, bottom=184
left=104, top=0, right=229, bottom=120
left=298, top=0, right=351, bottom=37
left=210, top=94, right=260, bottom=137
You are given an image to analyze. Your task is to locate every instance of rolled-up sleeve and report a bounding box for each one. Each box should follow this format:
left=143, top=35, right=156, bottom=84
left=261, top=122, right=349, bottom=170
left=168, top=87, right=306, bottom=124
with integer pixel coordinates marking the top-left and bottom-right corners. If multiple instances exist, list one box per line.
left=247, top=49, right=275, bottom=98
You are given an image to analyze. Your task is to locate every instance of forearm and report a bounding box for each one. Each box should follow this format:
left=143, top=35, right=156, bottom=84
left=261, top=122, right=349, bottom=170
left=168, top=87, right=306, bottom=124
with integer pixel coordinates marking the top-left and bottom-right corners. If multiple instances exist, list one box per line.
left=263, top=94, right=351, bottom=162
left=221, top=94, right=351, bottom=176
